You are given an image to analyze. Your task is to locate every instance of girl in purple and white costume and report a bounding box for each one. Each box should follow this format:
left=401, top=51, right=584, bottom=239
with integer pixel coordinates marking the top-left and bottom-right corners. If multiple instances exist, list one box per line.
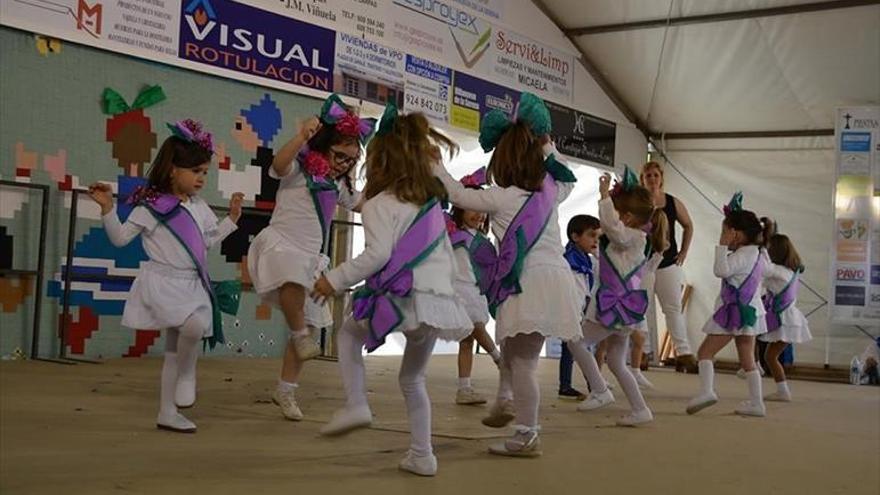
left=312, top=108, right=470, bottom=477
left=759, top=224, right=811, bottom=402
left=88, top=121, right=242, bottom=433
left=247, top=94, right=369, bottom=421
left=687, top=194, right=774, bottom=418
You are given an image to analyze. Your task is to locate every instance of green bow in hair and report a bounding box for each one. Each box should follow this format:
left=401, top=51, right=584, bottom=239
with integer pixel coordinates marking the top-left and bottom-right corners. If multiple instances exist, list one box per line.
left=102, top=85, right=166, bottom=115
left=610, top=165, right=639, bottom=197
left=723, top=191, right=744, bottom=216
left=319, top=93, right=348, bottom=124
left=376, top=102, right=399, bottom=137
left=479, top=92, right=551, bottom=152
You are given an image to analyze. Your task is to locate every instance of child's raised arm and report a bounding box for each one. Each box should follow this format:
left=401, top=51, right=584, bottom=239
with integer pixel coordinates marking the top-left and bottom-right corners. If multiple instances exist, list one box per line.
left=89, top=182, right=147, bottom=247
left=432, top=152, right=504, bottom=214
left=271, top=116, right=321, bottom=178
left=202, top=193, right=242, bottom=248
left=597, top=175, right=642, bottom=247
left=542, top=140, right=575, bottom=203
left=714, top=245, right=758, bottom=279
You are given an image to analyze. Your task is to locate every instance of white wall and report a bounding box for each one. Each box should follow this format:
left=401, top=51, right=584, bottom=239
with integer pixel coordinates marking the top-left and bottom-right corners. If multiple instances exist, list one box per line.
left=660, top=136, right=878, bottom=367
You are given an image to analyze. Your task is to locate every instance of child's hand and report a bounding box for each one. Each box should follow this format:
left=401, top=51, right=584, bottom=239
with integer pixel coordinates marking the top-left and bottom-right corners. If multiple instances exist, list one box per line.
left=719, top=228, right=736, bottom=247
left=310, top=275, right=336, bottom=305
left=87, top=182, right=114, bottom=215
left=298, top=116, right=322, bottom=141
left=599, top=174, right=612, bottom=199
left=228, top=192, right=244, bottom=223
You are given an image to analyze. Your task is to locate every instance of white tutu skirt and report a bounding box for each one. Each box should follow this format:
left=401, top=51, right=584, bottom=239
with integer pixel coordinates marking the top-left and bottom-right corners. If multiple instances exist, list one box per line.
left=454, top=281, right=490, bottom=325
left=702, top=314, right=768, bottom=336
left=354, top=289, right=472, bottom=343
left=247, top=227, right=332, bottom=328
left=759, top=307, right=812, bottom=344
left=584, top=310, right=646, bottom=335
left=494, top=265, right=583, bottom=342
left=578, top=319, right=634, bottom=346
left=121, top=261, right=212, bottom=336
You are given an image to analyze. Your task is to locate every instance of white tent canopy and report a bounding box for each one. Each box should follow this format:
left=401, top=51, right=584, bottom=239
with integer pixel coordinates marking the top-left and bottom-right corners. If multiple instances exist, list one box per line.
left=541, top=0, right=880, bottom=135
left=529, top=0, right=880, bottom=366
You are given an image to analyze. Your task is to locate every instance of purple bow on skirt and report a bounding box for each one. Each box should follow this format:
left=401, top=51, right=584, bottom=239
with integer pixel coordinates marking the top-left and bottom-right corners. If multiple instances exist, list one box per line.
left=352, top=200, right=445, bottom=352
left=595, top=241, right=649, bottom=328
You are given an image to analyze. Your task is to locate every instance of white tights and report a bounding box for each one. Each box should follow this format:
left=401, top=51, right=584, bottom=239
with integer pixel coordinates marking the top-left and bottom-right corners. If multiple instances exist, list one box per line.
left=495, top=333, right=545, bottom=428
left=337, top=318, right=437, bottom=457
left=160, top=312, right=209, bottom=416
left=565, top=334, right=608, bottom=394
left=572, top=321, right=648, bottom=413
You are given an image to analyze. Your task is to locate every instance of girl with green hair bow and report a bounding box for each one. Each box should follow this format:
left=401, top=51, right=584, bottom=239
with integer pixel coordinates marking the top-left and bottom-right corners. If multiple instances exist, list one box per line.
left=432, top=92, right=585, bottom=458
left=247, top=93, right=374, bottom=422
left=687, top=193, right=775, bottom=419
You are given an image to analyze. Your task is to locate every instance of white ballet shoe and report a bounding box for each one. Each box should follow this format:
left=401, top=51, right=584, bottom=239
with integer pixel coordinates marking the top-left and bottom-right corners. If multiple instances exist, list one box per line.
left=735, top=400, right=766, bottom=417
left=577, top=388, right=615, bottom=411
left=488, top=426, right=541, bottom=458
left=686, top=392, right=719, bottom=415
left=765, top=391, right=792, bottom=402
left=398, top=450, right=437, bottom=476
left=156, top=411, right=197, bottom=433
left=272, top=388, right=304, bottom=421
left=319, top=405, right=372, bottom=436
left=616, top=408, right=654, bottom=427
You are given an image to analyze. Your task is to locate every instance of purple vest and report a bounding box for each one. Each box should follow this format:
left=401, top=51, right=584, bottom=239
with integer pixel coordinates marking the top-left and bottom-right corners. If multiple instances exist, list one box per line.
left=141, top=194, right=240, bottom=349
left=763, top=272, right=799, bottom=331
left=470, top=174, right=557, bottom=316
left=713, top=251, right=764, bottom=331
left=595, top=236, right=651, bottom=329
left=352, top=199, right=446, bottom=352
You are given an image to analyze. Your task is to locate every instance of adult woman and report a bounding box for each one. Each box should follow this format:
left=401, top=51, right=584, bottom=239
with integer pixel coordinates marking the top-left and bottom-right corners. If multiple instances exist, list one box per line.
left=640, top=161, right=697, bottom=373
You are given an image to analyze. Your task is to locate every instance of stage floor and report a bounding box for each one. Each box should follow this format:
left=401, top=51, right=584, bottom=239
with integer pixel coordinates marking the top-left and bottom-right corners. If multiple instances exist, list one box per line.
left=2, top=355, right=878, bottom=494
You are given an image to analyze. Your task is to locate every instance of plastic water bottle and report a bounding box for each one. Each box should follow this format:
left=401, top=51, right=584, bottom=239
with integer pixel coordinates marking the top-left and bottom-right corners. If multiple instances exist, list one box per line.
left=850, top=356, right=862, bottom=385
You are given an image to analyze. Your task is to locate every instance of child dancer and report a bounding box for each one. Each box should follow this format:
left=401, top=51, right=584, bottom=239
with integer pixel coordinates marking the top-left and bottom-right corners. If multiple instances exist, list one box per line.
left=559, top=214, right=601, bottom=400
left=312, top=107, right=471, bottom=477
left=687, top=193, right=773, bottom=417
left=434, top=92, right=583, bottom=457
left=88, top=120, right=242, bottom=432
left=447, top=168, right=502, bottom=406
left=759, top=227, right=811, bottom=401
left=248, top=94, right=373, bottom=421
left=575, top=169, right=668, bottom=426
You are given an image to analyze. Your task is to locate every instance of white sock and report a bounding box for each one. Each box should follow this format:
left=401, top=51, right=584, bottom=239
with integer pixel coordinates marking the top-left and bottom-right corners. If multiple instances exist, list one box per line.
left=338, top=318, right=370, bottom=408
left=606, top=337, right=647, bottom=412
left=490, top=349, right=501, bottom=363
left=698, top=360, right=715, bottom=396
left=630, top=367, right=642, bottom=378
left=508, top=336, right=543, bottom=428
left=567, top=338, right=608, bottom=394
left=400, top=328, right=437, bottom=457
left=777, top=381, right=791, bottom=396
left=277, top=379, right=298, bottom=394
left=458, top=377, right=471, bottom=389
left=159, top=352, right=179, bottom=417
left=746, top=370, right=763, bottom=405
left=290, top=328, right=309, bottom=340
